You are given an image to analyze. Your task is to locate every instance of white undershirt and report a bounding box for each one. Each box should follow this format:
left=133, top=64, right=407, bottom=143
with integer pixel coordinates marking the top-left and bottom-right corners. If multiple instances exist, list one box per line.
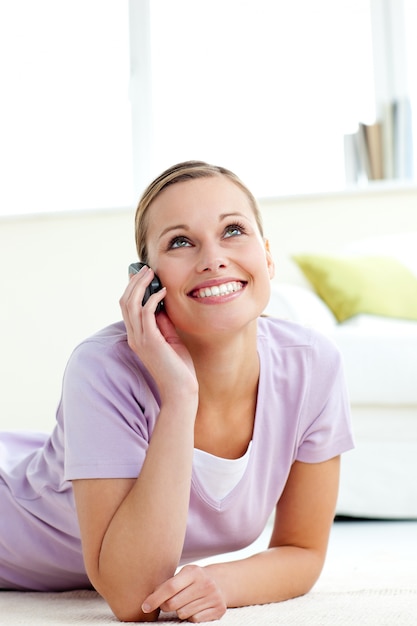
left=193, top=442, right=252, bottom=500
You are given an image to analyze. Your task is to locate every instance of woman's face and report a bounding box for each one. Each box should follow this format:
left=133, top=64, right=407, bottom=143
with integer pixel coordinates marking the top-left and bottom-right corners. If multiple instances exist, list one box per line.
left=146, top=175, right=275, bottom=338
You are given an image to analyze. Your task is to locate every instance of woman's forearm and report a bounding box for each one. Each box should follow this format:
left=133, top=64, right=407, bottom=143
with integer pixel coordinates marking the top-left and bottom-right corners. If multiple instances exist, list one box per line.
left=204, top=545, right=325, bottom=609
left=95, top=394, right=198, bottom=622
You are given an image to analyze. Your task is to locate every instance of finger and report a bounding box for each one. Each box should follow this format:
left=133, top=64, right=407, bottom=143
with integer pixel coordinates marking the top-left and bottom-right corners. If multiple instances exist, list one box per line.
left=121, top=264, right=151, bottom=304
left=161, top=590, right=226, bottom=623
left=120, top=265, right=156, bottom=331
left=142, top=566, right=224, bottom=622
left=141, top=569, right=193, bottom=614
left=144, top=286, right=167, bottom=317
left=188, top=607, right=228, bottom=623
left=141, top=583, right=182, bottom=614
left=128, top=269, right=165, bottom=321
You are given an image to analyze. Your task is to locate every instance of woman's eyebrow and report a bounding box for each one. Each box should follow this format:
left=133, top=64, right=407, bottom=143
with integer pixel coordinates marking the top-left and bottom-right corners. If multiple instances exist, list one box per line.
left=219, top=212, right=247, bottom=220
left=158, top=213, right=248, bottom=239
left=159, top=224, right=189, bottom=239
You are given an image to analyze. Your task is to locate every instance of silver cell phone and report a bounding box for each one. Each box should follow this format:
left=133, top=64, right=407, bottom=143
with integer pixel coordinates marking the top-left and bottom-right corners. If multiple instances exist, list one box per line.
left=128, top=262, right=164, bottom=312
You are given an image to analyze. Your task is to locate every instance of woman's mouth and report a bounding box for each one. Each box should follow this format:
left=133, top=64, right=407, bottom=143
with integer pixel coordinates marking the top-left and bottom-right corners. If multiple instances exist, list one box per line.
left=190, top=281, right=245, bottom=299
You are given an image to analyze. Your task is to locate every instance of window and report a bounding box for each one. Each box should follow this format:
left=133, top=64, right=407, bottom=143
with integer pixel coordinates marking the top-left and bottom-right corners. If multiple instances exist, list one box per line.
left=145, top=0, right=375, bottom=197
left=405, top=0, right=417, bottom=179
left=0, top=0, right=132, bottom=216
left=0, top=1, right=415, bottom=217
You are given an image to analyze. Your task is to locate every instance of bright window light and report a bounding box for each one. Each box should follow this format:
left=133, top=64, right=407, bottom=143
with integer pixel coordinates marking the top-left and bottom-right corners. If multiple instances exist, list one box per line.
left=405, top=0, right=417, bottom=179
left=0, top=1, right=133, bottom=216
left=148, top=0, right=375, bottom=197
left=0, top=1, right=387, bottom=216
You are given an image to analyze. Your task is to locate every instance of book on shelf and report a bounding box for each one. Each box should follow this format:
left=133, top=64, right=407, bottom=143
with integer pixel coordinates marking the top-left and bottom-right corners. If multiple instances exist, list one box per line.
left=344, top=97, right=413, bottom=184
left=363, top=122, right=384, bottom=180
left=344, top=122, right=381, bottom=184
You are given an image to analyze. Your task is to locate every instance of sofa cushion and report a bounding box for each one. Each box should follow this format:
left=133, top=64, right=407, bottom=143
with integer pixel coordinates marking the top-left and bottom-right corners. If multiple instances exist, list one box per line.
left=345, top=231, right=417, bottom=278
left=266, top=282, right=417, bottom=405
left=329, top=314, right=417, bottom=404
left=292, top=253, right=417, bottom=322
left=265, top=282, right=337, bottom=330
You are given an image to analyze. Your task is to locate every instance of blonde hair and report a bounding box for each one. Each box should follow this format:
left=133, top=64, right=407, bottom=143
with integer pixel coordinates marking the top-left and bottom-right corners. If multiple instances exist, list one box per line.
left=135, top=160, right=264, bottom=264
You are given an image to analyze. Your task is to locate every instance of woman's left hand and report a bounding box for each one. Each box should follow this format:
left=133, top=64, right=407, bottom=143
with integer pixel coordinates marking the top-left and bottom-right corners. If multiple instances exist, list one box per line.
left=141, top=564, right=227, bottom=623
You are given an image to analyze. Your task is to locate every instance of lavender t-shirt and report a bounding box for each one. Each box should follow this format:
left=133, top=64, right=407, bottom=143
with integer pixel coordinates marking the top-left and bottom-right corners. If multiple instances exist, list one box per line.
left=0, top=317, right=354, bottom=590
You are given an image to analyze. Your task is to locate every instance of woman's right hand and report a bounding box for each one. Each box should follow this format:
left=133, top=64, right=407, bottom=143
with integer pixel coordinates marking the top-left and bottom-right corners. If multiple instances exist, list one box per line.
left=119, top=265, right=198, bottom=400
left=74, top=266, right=198, bottom=623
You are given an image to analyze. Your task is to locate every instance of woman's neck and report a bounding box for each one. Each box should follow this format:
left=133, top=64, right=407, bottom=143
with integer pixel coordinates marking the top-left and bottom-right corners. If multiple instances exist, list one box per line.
left=182, top=321, right=259, bottom=398
left=181, top=322, right=260, bottom=458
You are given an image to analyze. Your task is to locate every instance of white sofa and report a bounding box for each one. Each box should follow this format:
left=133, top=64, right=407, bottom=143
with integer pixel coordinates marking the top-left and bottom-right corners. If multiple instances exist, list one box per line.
left=266, top=232, right=417, bottom=519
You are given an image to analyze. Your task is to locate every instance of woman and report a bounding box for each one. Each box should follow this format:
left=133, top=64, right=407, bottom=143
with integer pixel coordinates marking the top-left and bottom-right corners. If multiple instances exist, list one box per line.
left=0, top=161, right=354, bottom=623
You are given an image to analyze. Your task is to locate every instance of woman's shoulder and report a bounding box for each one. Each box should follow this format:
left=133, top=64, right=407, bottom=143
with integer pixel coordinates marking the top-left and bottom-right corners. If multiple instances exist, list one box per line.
left=69, top=321, right=128, bottom=355
left=258, top=315, right=313, bottom=345
left=79, top=320, right=128, bottom=345
left=64, top=320, right=141, bottom=380
left=257, top=315, right=340, bottom=359
left=62, top=320, right=159, bottom=411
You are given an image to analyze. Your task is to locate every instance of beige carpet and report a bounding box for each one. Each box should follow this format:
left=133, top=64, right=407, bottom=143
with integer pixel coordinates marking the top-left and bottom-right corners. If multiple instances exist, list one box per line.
left=0, top=589, right=417, bottom=626
left=1, top=521, right=416, bottom=625
left=1, top=588, right=416, bottom=625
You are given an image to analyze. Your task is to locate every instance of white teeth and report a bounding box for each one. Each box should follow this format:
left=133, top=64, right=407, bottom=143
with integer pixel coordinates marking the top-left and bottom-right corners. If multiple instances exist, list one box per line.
left=195, top=282, right=243, bottom=298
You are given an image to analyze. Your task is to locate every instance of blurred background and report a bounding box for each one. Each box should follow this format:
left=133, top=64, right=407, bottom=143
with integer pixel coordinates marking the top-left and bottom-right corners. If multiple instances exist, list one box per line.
left=1, top=0, right=417, bottom=431
left=0, top=0, right=416, bottom=218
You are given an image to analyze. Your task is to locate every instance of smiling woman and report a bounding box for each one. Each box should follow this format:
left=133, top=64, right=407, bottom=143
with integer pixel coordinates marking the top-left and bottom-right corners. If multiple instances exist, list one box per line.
left=0, top=161, right=354, bottom=623
left=134, top=162, right=265, bottom=264
left=133, top=167, right=274, bottom=343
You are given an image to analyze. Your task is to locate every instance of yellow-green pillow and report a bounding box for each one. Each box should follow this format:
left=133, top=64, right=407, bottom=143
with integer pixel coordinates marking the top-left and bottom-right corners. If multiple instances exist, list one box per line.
left=292, top=254, right=417, bottom=323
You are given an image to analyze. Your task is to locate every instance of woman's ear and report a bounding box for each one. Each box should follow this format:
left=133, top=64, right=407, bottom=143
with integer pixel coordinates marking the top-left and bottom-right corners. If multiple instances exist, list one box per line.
left=264, top=238, right=275, bottom=279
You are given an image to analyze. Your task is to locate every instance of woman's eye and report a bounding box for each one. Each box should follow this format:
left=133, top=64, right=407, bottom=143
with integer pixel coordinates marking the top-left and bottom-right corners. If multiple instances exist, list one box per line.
left=169, top=236, right=191, bottom=249
left=224, top=223, right=244, bottom=238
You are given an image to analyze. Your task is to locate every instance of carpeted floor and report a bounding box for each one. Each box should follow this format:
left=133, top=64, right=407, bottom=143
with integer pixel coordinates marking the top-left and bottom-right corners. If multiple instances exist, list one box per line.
left=1, top=588, right=416, bottom=625
left=1, top=520, right=416, bottom=625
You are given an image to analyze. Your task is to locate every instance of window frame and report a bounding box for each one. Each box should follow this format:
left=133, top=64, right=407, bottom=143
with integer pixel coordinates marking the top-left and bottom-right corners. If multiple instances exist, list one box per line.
left=129, top=0, right=415, bottom=198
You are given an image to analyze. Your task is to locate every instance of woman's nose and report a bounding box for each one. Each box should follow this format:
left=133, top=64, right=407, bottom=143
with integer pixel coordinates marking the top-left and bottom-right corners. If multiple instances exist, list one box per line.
left=196, top=244, right=227, bottom=273
left=200, top=259, right=226, bottom=272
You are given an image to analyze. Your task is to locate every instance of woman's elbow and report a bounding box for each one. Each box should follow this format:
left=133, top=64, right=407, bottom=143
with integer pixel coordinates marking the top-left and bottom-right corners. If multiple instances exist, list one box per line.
left=89, top=573, right=160, bottom=623
left=108, top=598, right=160, bottom=623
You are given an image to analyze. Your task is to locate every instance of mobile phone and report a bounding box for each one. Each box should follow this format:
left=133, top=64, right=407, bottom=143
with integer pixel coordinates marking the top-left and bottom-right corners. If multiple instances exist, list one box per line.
left=128, top=262, right=164, bottom=312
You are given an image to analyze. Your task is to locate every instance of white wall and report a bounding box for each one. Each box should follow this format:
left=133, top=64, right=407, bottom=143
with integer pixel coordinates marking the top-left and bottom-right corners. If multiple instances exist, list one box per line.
left=261, top=183, right=417, bottom=284
left=1, top=184, right=417, bottom=432
left=1, top=209, right=136, bottom=431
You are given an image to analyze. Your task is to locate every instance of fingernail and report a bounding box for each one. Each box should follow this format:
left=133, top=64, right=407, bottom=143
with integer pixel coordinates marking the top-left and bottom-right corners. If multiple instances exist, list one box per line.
left=142, top=603, right=151, bottom=613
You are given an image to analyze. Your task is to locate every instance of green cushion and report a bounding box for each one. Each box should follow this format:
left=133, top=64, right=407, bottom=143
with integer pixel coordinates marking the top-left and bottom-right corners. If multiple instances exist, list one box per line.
left=292, top=253, right=417, bottom=323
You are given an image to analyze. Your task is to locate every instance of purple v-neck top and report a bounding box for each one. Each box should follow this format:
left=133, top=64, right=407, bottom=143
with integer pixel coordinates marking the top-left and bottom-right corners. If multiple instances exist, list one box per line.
left=0, top=317, right=353, bottom=590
